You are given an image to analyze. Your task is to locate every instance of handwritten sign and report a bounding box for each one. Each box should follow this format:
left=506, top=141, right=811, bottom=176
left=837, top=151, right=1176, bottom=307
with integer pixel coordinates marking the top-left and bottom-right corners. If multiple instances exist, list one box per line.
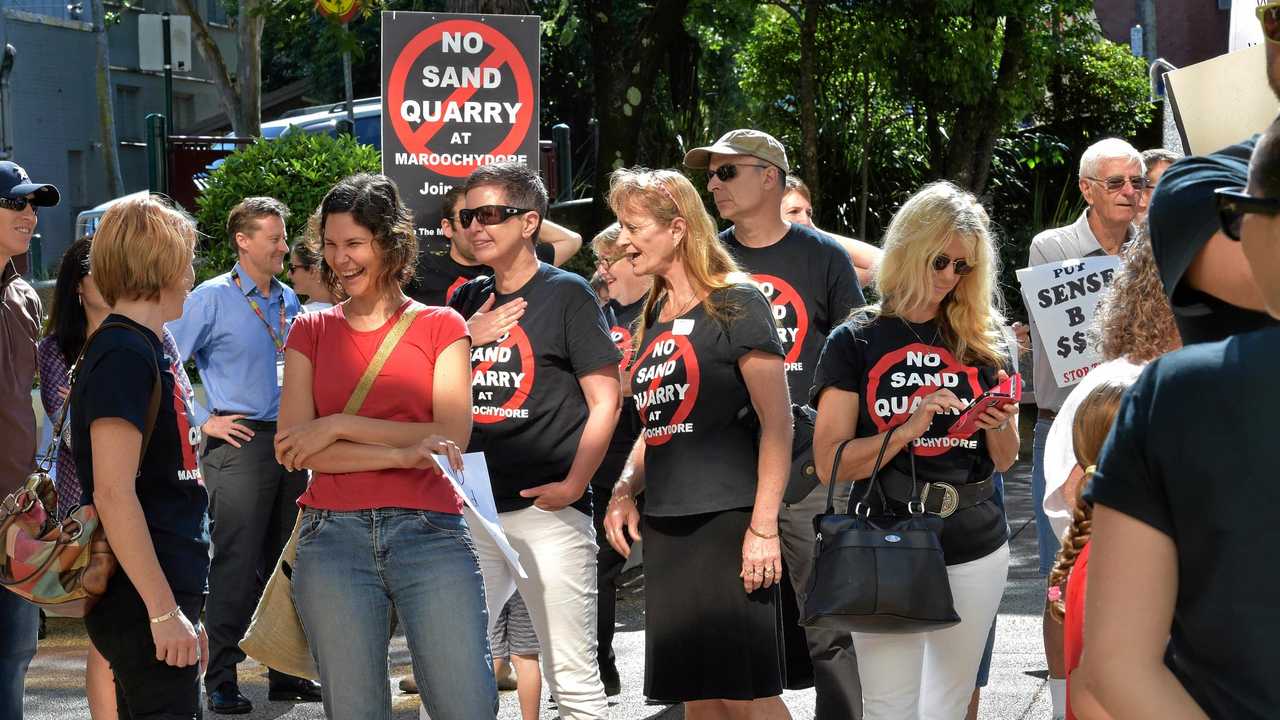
left=1017, top=255, right=1122, bottom=389
left=433, top=452, right=527, bottom=579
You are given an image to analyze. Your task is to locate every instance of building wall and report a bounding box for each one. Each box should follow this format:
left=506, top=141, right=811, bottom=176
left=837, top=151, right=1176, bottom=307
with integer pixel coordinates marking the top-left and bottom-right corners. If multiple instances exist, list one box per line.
left=1094, top=0, right=1230, bottom=69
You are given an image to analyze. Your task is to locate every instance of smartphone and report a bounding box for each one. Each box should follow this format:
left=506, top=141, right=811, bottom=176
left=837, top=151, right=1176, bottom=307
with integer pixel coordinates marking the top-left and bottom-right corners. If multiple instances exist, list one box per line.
left=951, top=373, right=1022, bottom=437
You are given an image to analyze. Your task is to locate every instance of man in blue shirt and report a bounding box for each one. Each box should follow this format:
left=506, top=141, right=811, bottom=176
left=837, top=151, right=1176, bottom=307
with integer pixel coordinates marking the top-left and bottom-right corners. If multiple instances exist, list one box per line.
left=168, top=197, right=319, bottom=714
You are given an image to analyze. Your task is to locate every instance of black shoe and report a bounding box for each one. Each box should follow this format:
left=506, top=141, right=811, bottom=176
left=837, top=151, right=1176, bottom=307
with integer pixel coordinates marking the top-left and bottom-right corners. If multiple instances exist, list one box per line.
left=600, top=662, right=621, bottom=697
left=268, top=675, right=322, bottom=703
left=207, top=682, right=252, bottom=715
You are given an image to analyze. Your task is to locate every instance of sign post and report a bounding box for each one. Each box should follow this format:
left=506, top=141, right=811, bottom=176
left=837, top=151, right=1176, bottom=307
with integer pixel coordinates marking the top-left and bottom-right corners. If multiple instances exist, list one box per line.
left=381, top=11, right=541, bottom=241
left=1016, top=255, right=1122, bottom=389
left=315, top=0, right=362, bottom=132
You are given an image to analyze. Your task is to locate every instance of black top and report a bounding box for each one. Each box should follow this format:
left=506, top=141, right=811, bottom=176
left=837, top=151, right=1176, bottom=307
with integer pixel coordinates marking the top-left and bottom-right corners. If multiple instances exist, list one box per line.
left=408, top=240, right=554, bottom=306
left=449, top=264, right=622, bottom=514
left=590, top=297, right=647, bottom=491
left=630, top=283, right=784, bottom=516
left=720, top=223, right=864, bottom=402
left=1086, top=327, right=1280, bottom=719
left=811, top=314, right=1009, bottom=565
left=70, top=315, right=210, bottom=595
left=1147, top=136, right=1276, bottom=345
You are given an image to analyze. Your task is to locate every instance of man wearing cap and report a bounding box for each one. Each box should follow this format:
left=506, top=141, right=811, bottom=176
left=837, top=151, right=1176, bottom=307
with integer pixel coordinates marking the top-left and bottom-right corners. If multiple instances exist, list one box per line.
left=686, top=129, right=865, bottom=720
left=0, top=161, right=58, bottom=720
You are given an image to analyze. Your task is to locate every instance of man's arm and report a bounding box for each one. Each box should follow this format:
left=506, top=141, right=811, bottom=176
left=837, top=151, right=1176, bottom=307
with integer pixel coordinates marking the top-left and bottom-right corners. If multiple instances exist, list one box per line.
left=823, top=230, right=882, bottom=287
left=539, top=220, right=583, bottom=266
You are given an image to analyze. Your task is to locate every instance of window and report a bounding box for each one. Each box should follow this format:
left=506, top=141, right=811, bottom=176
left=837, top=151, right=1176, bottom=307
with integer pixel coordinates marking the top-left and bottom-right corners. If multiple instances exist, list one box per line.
left=114, top=85, right=142, bottom=142
left=206, top=0, right=228, bottom=25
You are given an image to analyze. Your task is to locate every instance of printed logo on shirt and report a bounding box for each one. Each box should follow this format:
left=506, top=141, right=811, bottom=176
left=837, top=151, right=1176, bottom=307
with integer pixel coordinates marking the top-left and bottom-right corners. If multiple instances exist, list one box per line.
left=611, top=324, right=634, bottom=371
left=752, top=274, right=809, bottom=373
left=864, top=343, right=983, bottom=457
left=471, top=325, right=536, bottom=423
left=172, top=362, right=203, bottom=485
left=446, top=275, right=469, bottom=304
left=632, top=331, right=701, bottom=446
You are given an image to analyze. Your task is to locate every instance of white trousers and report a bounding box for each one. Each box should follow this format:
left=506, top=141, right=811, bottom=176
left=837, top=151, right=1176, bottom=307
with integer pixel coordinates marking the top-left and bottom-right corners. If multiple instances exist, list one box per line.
left=469, top=504, right=608, bottom=720
left=852, top=543, right=1010, bottom=720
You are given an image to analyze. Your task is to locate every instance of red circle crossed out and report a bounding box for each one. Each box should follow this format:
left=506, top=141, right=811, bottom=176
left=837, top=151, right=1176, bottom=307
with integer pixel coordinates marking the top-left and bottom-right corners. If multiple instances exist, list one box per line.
left=472, top=325, right=536, bottom=425
left=632, top=331, right=701, bottom=447
left=753, top=274, right=809, bottom=364
left=387, top=19, right=535, bottom=178
left=611, top=325, right=634, bottom=372
left=864, top=342, right=982, bottom=457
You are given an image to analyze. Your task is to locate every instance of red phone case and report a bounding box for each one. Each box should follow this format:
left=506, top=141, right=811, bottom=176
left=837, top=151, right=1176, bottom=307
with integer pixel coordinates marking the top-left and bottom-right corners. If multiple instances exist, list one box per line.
left=950, top=374, right=1022, bottom=437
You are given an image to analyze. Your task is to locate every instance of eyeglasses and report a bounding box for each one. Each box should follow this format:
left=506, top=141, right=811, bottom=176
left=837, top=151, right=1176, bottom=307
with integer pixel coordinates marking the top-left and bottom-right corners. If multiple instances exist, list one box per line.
left=708, top=163, right=769, bottom=182
left=1258, top=2, right=1280, bottom=44
left=458, top=205, right=535, bottom=228
left=0, top=197, right=36, bottom=213
left=931, top=253, right=975, bottom=276
left=1085, top=175, right=1149, bottom=193
left=1214, top=187, right=1280, bottom=241
left=287, top=263, right=308, bottom=273
left=443, top=215, right=462, bottom=229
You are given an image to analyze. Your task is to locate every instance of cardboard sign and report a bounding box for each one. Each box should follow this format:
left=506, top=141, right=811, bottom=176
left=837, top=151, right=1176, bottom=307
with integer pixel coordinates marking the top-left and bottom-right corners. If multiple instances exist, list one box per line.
left=1166, top=44, right=1277, bottom=155
left=432, top=452, right=527, bottom=579
left=381, top=11, right=540, bottom=240
left=1016, top=255, right=1122, bottom=389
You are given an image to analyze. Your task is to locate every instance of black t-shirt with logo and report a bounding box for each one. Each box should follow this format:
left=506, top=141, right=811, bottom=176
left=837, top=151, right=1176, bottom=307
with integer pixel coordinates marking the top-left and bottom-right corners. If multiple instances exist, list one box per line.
left=408, top=239, right=554, bottom=306
left=591, top=297, right=647, bottom=491
left=811, top=314, right=1009, bottom=565
left=1086, top=328, right=1280, bottom=719
left=630, top=283, right=784, bottom=517
left=70, top=315, right=210, bottom=595
left=721, top=224, right=864, bottom=403
left=450, top=264, right=622, bottom=514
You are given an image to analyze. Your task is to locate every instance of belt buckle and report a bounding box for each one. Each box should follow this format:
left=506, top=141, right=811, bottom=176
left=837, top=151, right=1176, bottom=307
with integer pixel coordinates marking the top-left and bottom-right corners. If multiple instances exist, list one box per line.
left=922, top=482, right=959, bottom=518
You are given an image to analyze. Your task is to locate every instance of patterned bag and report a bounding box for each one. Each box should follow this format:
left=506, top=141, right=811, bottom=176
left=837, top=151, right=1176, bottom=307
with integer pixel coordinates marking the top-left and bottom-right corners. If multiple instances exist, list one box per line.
left=0, top=322, right=161, bottom=617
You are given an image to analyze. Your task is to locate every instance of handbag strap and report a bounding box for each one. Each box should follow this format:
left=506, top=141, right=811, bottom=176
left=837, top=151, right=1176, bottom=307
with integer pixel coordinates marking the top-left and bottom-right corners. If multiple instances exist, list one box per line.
left=823, top=428, right=895, bottom=515
left=341, top=304, right=423, bottom=416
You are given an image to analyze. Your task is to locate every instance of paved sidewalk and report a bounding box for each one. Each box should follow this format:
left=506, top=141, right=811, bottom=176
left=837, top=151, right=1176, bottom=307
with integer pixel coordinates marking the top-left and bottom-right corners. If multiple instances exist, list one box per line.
left=24, top=458, right=1052, bottom=720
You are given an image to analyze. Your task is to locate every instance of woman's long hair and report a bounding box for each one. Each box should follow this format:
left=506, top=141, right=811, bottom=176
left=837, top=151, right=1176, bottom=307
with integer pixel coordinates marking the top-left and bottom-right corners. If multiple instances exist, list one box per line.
left=1047, top=377, right=1132, bottom=622
left=607, top=168, right=749, bottom=350
left=1094, top=223, right=1180, bottom=363
left=863, top=181, right=1007, bottom=367
left=44, top=238, right=93, bottom=364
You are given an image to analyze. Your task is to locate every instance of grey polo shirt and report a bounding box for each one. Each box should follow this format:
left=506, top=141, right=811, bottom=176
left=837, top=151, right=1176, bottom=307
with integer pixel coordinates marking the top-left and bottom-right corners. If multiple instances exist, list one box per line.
left=1026, top=209, right=1127, bottom=414
left=0, top=260, right=41, bottom=496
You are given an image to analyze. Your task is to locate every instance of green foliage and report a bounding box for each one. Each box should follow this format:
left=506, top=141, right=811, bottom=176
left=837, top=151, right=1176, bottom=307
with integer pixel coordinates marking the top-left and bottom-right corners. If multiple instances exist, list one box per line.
left=194, top=132, right=381, bottom=283
left=1044, top=37, right=1157, bottom=141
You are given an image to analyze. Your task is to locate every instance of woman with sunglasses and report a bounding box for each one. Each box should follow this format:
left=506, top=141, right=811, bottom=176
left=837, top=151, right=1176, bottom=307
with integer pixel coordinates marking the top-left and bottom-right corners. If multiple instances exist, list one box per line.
left=810, top=181, right=1018, bottom=719
left=288, top=228, right=339, bottom=312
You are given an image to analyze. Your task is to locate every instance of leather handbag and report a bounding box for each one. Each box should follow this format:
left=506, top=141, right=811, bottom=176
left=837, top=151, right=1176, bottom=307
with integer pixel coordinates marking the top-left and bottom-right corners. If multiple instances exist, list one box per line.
left=240, top=305, right=423, bottom=680
left=800, top=427, right=961, bottom=634
left=0, top=322, right=162, bottom=617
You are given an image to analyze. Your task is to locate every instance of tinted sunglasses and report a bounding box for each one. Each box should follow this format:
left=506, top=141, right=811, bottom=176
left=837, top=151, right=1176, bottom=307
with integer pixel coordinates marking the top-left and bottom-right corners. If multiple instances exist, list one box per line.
left=931, top=253, right=975, bottom=276
left=1214, top=186, right=1280, bottom=241
left=708, top=163, right=769, bottom=182
left=1259, top=2, right=1280, bottom=44
left=1086, top=175, right=1149, bottom=193
left=458, top=205, right=535, bottom=228
left=0, top=197, right=37, bottom=213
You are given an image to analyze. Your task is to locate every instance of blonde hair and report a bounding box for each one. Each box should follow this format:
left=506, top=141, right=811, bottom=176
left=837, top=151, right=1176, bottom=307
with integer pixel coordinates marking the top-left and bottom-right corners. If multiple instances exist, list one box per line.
left=1047, top=377, right=1132, bottom=622
left=591, top=222, right=621, bottom=260
left=865, top=181, right=1007, bottom=367
left=91, top=194, right=196, bottom=306
left=607, top=168, right=749, bottom=350
left=1093, top=223, right=1180, bottom=363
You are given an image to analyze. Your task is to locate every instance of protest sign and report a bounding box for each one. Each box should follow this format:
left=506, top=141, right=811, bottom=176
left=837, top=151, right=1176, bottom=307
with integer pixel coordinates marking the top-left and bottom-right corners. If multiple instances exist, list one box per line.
left=382, top=11, right=540, bottom=240
left=1017, top=255, right=1122, bottom=389
left=1166, top=44, right=1277, bottom=154
left=433, top=452, right=527, bottom=579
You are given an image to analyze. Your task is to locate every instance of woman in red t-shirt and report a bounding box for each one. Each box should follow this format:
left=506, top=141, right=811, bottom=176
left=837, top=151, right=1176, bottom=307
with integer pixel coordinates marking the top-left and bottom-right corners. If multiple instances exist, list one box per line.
left=274, top=173, right=496, bottom=720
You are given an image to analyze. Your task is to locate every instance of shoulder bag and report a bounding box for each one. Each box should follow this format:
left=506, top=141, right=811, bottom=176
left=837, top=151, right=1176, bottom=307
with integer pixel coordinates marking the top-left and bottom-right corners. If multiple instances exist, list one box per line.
left=0, top=322, right=162, bottom=617
left=800, top=427, right=961, bottom=634
left=240, top=304, right=423, bottom=680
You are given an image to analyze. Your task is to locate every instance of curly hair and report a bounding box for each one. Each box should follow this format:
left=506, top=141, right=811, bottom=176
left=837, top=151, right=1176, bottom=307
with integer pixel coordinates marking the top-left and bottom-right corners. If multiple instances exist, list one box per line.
left=1093, top=222, right=1181, bottom=363
left=1047, top=377, right=1131, bottom=622
left=311, top=174, right=417, bottom=297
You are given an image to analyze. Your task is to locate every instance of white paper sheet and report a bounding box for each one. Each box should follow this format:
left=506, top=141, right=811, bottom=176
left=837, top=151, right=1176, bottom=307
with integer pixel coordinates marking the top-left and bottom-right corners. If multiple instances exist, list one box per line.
left=432, top=452, right=527, bottom=579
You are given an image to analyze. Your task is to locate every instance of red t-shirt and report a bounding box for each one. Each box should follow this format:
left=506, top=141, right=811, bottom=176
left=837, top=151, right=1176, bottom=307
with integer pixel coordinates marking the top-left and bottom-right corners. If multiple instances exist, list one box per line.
left=286, top=301, right=468, bottom=513
left=1064, top=540, right=1091, bottom=720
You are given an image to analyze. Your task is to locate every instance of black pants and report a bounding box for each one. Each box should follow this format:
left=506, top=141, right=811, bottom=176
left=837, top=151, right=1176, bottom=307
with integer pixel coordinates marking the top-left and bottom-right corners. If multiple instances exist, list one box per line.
left=202, top=426, right=308, bottom=691
left=86, top=574, right=205, bottom=720
left=591, top=485, right=629, bottom=670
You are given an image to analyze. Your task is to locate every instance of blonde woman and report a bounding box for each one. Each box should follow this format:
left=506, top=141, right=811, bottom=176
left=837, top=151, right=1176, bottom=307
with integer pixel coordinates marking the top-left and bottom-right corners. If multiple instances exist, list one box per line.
left=603, top=168, right=793, bottom=719
left=811, top=181, right=1018, bottom=719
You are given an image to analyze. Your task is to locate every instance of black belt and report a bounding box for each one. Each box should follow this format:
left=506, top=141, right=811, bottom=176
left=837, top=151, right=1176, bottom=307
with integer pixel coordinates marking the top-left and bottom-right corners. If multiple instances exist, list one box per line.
left=216, top=416, right=276, bottom=431
left=878, top=474, right=994, bottom=518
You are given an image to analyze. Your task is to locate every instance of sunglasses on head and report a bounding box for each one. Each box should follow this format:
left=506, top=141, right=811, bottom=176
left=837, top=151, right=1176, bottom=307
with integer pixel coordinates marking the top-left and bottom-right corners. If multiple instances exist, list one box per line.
left=458, top=205, right=535, bottom=228
left=1086, top=175, right=1149, bottom=193
left=0, top=197, right=37, bottom=213
left=1214, top=186, right=1280, bottom=241
left=1258, top=2, right=1280, bottom=44
left=708, top=163, right=769, bottom=182
left=931, top=253, right=975, bottom=276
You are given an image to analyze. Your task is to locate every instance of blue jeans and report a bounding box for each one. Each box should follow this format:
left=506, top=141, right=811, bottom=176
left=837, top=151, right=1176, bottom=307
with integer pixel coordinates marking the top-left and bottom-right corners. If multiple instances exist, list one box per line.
left=1032, top=418, right=1061, bottom=575
left=0, top=588, right=39, bottom=720
left=293, top=508, right=497, bottom=720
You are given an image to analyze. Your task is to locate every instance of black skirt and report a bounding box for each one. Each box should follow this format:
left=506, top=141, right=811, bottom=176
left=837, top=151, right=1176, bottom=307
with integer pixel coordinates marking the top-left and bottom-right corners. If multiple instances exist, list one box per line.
left=642, top=507, right=785, bottom=703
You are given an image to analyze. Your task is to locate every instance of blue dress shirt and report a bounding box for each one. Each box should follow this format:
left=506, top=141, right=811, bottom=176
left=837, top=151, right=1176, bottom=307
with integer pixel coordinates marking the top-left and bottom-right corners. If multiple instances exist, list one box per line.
left=167, top=262, right=301, bottom=425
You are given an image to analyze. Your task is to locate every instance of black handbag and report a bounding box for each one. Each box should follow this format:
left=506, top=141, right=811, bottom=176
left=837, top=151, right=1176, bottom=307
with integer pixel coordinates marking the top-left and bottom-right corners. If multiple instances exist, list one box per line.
left=800, top=427, right=961, bottom=634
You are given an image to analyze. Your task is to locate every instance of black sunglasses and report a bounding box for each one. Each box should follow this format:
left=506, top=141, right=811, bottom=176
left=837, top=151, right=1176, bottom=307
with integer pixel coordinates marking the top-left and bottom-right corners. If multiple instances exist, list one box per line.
left=1258, top=2, right=1280, bottom=44
left=0, top=197, right=37, bottom=213
left=931, top=253, right=975, bottom=276
left=708, top=163, right=769, bottom=182
left=1215, top=187, right=1280, bottom=241
left=459, top=205, right=535, bottom=228
left=1086, top=175, right=1149, bottom=193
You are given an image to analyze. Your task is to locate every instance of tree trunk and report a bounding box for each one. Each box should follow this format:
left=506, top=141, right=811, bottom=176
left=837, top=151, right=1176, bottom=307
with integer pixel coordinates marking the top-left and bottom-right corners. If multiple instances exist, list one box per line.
left=797, top=0, right=820, bottom=212
left=175, top=0, right=243, bottom=134
left=236, top=0, right=264, bottom=137
left=91, top=0, right=123, bottom=197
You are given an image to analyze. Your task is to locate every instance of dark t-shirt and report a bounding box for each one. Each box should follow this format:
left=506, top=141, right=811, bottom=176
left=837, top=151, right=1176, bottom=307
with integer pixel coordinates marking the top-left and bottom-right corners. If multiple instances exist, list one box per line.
left=629, top=283, right=784, bottom=517
left=810, top=315, right=1009, bottom=565
left=408, top=240, right=554, bottom=306
left=449, top=263, right=621, bottom=514
left=1148, top=137, right=1276, bottom=345
left=70, top=315, right=210, bottom=595
left=720, top=223, right=864, bottom=402
left=1086, top=327, right=1280, bottom=719
left=591, top=297, right=646, bottom=491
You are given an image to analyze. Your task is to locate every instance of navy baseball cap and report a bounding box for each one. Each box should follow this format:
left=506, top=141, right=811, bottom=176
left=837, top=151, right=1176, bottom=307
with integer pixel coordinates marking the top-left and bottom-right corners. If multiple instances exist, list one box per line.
left=0, top=161, right=59, bottom=206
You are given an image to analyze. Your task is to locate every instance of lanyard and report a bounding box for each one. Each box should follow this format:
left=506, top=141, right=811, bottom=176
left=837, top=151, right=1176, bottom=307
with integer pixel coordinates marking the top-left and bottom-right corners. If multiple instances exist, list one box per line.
left=232, top=271, right=286, bottom=353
